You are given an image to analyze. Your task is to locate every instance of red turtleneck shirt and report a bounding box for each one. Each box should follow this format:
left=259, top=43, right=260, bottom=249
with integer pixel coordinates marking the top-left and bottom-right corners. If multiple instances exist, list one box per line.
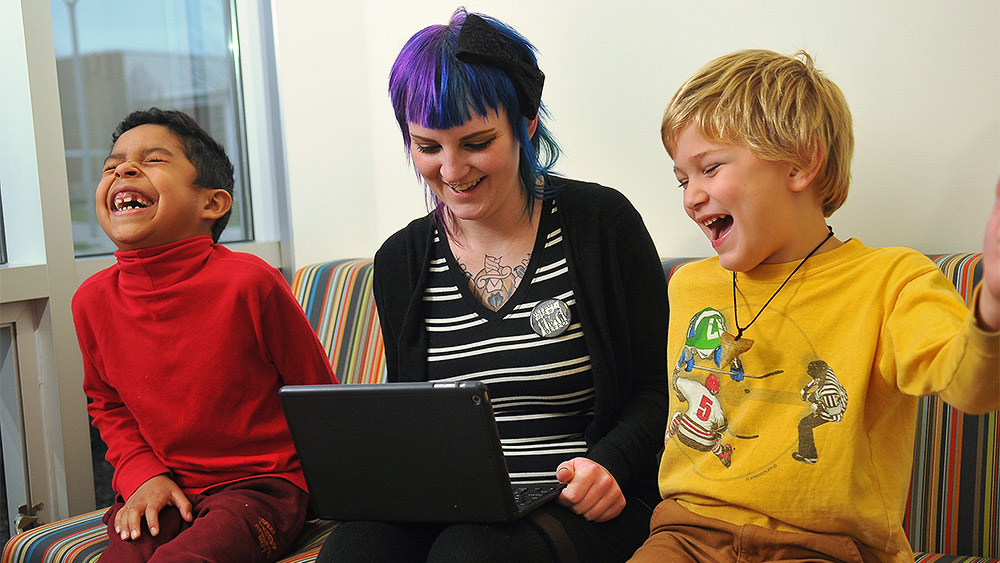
left=73, top=236, right=337, bottom=499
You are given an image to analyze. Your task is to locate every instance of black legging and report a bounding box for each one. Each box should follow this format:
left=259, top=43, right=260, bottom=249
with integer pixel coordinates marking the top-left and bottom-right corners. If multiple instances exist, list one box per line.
left=315, top=493, right=653, bottom=563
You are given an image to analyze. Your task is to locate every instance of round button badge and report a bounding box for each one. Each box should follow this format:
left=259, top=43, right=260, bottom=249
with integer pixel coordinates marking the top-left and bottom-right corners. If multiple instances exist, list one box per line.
left=530, top=298, right=571, bottom=338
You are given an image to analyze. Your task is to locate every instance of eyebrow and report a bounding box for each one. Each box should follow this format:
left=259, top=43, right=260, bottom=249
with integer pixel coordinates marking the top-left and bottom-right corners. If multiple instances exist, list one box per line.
left=104, top=146, right=175, bottom=164
left=673, top=149, right=724, bottom=174
left=409, top=128, right=498, bottom=143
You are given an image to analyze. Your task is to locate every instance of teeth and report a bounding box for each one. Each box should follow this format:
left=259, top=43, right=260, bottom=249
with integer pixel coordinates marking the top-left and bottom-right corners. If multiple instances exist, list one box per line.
left=703, top=216, right=720, bottom=227
left=451, top=178, right=482, bottom=193
left=113, top=191, right=153, bottom=211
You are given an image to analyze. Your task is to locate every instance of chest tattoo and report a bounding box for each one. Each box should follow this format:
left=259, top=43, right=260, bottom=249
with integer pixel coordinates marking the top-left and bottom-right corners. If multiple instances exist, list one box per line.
left=460, top=253, right=531, bottom=310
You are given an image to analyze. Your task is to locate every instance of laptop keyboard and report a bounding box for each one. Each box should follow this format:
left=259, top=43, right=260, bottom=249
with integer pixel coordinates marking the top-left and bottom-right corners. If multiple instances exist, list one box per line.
left=512, top=483, right=562, bottom=509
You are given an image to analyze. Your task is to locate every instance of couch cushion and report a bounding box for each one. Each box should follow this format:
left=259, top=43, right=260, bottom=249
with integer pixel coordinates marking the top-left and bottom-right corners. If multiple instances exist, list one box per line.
left=913, top=554, right=1000, bottom=562
left=905, top=254, right=998, bottom=559
left=1, top=510, right=105, bottom=563
left=0, top=511, right=336, bottom=563
left=291, top=259, right=385, bottom=384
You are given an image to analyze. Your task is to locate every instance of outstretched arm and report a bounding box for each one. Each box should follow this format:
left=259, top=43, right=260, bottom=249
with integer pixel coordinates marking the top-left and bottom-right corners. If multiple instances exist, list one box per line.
left=976, top=178, right=1000, bottom=333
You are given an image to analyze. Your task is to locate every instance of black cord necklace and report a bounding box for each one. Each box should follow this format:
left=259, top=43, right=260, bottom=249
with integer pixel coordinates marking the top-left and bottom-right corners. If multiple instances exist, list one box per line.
left=731, top=225, right=835, bottom=342
left=719, top=226, right=835, bottom=370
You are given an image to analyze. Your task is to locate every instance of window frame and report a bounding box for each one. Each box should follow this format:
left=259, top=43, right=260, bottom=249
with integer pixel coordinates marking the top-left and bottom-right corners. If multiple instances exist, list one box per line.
left=0, top=304, right=49, bottom=538
left=0, top=186, right=7, bottom=265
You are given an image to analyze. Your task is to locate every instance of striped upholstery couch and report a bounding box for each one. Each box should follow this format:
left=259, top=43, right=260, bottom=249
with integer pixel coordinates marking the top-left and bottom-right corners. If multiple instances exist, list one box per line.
left=3, top=254, right=996, bottom=562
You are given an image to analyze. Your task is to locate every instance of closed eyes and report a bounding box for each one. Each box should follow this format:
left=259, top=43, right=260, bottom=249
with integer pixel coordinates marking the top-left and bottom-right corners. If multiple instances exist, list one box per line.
left=413, top=137, right=496, bottom=154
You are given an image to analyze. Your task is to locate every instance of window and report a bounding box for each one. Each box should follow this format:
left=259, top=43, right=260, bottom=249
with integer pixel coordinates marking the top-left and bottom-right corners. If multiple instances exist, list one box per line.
left=49, top=0, right=253, bottom=256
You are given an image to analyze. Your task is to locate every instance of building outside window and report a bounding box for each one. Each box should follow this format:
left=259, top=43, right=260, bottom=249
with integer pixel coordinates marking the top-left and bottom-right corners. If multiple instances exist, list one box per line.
left=49, top=0, right=252, bottom=256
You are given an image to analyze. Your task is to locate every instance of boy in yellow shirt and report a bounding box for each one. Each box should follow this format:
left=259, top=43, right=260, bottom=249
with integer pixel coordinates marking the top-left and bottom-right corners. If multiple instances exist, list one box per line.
left=629, top=49, right=999, bottom=563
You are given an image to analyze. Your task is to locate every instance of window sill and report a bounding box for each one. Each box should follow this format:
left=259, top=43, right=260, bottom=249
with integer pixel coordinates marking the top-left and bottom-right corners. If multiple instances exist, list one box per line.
left=0, top=264, right=48, bottom=303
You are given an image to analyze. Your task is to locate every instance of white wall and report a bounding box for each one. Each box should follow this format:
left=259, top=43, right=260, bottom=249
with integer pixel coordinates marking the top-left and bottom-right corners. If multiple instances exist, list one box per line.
left=273, top=0, right=1000, bottom=268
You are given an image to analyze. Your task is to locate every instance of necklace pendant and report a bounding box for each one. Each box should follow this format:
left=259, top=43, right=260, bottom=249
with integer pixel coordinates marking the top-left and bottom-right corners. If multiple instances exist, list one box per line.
left=720, top=331, right=754, bottom=368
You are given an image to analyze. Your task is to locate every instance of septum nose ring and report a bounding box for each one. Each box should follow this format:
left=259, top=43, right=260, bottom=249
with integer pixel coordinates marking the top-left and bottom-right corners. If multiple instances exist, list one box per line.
left=446, top=181, right=460, bottom=189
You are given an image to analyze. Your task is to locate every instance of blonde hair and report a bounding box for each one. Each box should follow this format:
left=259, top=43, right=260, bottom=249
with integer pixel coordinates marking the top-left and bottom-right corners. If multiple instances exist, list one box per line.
left=661, top=49, right=854, bottom=217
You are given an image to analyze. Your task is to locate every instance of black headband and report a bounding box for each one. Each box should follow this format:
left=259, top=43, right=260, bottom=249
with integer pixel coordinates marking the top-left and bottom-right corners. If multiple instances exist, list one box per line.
left=454, top=14, right=545, bottom=120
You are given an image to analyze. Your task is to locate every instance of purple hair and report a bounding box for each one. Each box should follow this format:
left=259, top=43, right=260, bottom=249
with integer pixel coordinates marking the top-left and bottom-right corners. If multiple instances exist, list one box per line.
left=388, top=8, right=560, bottom=222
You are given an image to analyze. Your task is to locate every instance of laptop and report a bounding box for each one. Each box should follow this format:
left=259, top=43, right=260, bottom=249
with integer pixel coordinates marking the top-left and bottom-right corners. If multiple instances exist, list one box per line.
left=279, top=381, right=564, bottom=523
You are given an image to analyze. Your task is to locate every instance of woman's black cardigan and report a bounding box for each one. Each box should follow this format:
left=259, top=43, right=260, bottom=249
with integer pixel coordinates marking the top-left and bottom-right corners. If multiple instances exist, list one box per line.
left=373, top=177, right=669, bottom=504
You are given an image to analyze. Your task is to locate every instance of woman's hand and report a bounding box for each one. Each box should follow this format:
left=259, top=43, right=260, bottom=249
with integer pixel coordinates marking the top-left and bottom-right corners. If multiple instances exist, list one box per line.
left=115, top=474, right=193, bottom=540
left=555, top=457, right=626, bottom=522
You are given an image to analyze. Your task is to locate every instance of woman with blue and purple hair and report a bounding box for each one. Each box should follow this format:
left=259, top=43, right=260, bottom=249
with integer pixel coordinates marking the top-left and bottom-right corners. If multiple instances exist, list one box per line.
left=317, top=9, right=668, bottom=562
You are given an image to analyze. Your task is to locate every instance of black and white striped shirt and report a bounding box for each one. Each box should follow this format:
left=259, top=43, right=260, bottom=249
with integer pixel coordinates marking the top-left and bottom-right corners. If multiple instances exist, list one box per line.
left=424, top=200, right=595, bottom=484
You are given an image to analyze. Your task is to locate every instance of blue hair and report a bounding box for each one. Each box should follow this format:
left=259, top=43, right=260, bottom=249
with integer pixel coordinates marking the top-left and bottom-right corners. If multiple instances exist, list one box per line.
left=388, top=8, right=560, bottom=222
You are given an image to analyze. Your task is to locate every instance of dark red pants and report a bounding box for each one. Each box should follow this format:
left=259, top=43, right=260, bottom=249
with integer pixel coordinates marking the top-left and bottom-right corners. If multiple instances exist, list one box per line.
left=100, top=477, right=308, bottom=563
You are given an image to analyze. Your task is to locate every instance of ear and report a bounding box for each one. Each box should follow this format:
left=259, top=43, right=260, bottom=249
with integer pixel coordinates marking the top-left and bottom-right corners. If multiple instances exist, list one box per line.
left=201, top=189, right=233, bottom=220
left=788, top=140, right=824, bottom=193
left=527, top=114, right=539, bottom=139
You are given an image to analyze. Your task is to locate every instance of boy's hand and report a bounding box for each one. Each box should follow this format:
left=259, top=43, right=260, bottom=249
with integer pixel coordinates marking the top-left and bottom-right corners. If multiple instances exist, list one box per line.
left=555, top=457, right=626, bottom=522
left=115, top=475, right=193, bottom=541
left=978, top=178, right=1000, bottom=333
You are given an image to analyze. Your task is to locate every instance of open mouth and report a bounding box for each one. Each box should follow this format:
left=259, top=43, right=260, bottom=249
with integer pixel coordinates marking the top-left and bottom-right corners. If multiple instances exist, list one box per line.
left=703, top=215, right=733, bottom=242
left=450, top=177, right=483, bottom=193
left=112, top=190, right=155, bottom=212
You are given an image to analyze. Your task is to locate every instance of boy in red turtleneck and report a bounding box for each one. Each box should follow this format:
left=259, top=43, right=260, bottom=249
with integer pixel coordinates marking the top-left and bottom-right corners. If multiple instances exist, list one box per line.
left=72, top=108, right=338, bottom=563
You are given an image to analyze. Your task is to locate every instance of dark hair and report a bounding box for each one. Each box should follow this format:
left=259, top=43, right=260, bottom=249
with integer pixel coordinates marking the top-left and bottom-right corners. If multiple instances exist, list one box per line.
left=111, top=108, right=235, bottom=242
left=388, top=8, right=560, bottom=224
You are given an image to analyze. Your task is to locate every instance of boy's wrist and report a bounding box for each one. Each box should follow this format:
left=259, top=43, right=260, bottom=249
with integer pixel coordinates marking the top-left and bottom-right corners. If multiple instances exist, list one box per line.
left=974, top=284, right=1000, bottom=333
